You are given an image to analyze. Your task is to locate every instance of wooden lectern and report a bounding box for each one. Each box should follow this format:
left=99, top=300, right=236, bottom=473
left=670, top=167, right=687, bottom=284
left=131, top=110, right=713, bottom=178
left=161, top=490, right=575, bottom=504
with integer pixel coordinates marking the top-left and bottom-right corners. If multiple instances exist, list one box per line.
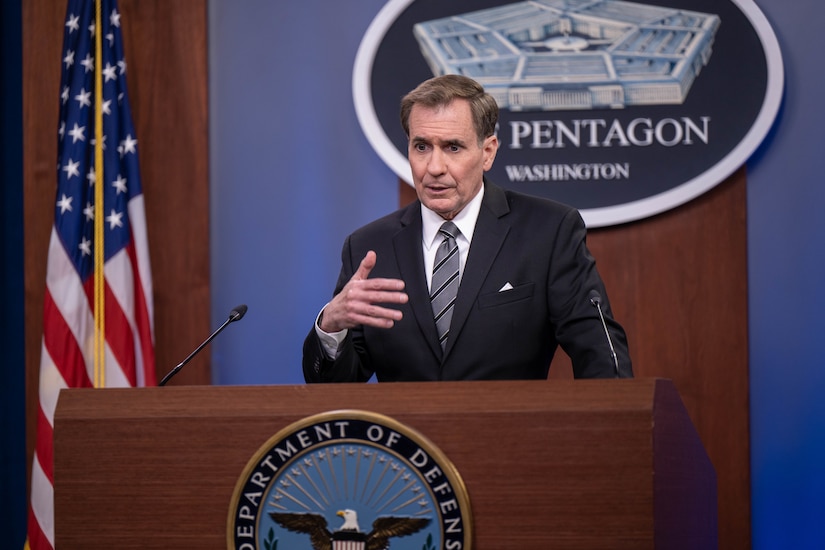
left=53, top=379, right=716, bottom=548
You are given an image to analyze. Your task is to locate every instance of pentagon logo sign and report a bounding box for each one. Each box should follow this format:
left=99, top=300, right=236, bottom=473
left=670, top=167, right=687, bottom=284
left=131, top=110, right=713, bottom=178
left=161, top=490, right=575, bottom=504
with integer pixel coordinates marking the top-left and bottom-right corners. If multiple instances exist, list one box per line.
left=353, top=0, right=784, bottom=227
left=227, top=410, right=472, bottom=549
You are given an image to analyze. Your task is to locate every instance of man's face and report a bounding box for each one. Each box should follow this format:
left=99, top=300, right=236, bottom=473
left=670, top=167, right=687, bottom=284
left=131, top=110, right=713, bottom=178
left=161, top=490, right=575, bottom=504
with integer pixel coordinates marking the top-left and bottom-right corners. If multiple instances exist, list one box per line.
left=407, top=99, right=498, bottom=220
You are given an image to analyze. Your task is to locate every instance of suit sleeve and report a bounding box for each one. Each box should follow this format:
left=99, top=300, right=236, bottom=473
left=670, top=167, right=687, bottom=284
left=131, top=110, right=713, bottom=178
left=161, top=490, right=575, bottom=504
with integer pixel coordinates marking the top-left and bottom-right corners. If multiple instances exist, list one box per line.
left=548, top=209, right=633, bottom=379
left=302, top=328, right=373, bottom=382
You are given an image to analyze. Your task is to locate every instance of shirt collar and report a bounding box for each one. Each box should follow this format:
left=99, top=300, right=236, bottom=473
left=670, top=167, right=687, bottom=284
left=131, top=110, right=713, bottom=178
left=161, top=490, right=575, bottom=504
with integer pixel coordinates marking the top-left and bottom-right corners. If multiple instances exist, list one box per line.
left=421, top=183, right=485, bottom=250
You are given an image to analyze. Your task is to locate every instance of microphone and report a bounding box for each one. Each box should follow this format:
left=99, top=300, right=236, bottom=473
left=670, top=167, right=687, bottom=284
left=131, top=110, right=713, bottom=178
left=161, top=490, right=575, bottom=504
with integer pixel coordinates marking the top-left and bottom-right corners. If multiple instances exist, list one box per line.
left=158, top=304, right=248, bottom=386
left=588, top=291, right=619, bottom=378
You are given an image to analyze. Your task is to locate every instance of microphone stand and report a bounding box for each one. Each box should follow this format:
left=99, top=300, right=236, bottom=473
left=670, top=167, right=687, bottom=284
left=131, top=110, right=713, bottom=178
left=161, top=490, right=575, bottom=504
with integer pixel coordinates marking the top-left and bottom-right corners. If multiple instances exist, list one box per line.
left=159, top=305, right=247, bottom=386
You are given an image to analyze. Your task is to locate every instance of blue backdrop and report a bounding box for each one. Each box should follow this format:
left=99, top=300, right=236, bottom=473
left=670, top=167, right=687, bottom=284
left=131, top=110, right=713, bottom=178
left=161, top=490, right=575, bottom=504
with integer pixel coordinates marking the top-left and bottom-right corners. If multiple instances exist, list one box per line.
left=2, top=0, right=823, bottom=547
left=208, top=0, right=397, bottom=386
left=745, top=1, right=825, bottom=545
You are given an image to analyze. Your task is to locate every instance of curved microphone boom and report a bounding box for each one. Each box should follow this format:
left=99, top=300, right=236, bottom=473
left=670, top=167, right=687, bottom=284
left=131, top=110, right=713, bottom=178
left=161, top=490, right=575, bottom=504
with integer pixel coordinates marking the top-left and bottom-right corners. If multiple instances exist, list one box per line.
left=588, top=291, right=620, bottom=378
left=158, top=304, right=248, bottom=386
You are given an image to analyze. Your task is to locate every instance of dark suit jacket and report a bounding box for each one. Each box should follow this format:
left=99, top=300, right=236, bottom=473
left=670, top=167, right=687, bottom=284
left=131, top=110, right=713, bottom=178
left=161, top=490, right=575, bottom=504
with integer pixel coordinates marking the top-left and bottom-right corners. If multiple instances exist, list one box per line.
left=303, top=180, right=631, bottom=382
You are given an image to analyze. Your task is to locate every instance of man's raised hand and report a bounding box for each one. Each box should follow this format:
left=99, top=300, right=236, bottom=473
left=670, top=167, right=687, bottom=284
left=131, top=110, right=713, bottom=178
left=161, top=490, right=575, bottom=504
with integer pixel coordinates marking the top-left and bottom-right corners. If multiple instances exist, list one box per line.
left=319, top=251, right=408, bottom=333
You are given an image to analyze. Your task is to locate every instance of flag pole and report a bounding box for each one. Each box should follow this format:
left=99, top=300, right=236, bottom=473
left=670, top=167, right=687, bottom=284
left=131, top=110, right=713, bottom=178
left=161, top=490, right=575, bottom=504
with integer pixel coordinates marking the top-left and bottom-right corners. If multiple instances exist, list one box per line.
left=93, top=0, right=105, bottom=388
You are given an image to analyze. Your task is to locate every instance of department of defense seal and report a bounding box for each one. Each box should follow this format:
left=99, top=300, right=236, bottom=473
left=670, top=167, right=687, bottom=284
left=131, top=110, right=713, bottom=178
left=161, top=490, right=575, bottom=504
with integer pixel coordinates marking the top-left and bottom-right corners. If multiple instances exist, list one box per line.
left=227, top=410, right=472, bottom=549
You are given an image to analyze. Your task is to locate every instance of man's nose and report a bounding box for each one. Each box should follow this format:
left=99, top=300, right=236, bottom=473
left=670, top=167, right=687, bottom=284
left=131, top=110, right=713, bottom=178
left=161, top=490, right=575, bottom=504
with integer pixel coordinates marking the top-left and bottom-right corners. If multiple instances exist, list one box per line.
left=427, top=148, right=446, bottom=175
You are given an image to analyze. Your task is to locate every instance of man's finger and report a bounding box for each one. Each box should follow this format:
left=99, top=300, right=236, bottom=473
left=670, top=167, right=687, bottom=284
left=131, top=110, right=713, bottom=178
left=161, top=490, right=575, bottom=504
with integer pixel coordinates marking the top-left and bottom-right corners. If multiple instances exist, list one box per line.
left=359, top=278, right=406, bottom=292
left=349, top=288, right=408, bottom=307
left=352, top=250, right=377, bottom=281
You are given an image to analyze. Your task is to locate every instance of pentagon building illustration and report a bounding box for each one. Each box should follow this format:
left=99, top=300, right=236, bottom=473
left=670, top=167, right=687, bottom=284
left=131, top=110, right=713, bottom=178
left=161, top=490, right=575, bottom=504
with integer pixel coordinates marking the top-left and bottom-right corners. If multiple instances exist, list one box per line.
left=413, top=0, right=720, bottom=111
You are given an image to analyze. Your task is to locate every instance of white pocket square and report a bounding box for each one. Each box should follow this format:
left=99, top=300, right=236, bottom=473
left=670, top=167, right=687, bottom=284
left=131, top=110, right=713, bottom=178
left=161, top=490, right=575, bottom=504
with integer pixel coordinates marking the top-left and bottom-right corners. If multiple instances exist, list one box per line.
left=498, top=282, right=514, bottom=292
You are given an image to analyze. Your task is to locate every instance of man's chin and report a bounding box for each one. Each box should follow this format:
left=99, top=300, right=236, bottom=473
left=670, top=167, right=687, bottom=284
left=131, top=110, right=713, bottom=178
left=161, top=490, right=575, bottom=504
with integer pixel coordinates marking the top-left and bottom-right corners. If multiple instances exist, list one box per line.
left=424, top=201, right=460, bottom=220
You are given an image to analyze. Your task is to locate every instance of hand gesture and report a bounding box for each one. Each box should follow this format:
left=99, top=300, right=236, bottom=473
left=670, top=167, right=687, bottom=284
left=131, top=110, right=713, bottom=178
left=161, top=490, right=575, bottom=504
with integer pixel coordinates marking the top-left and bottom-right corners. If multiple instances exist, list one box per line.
left=319, top=251, right=408, bottom=333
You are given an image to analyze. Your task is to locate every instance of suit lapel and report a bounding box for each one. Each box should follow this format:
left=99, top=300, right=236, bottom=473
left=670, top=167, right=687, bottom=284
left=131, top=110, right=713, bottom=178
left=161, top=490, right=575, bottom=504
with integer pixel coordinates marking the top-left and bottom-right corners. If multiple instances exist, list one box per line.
left=445, top=180, right=510, bottom=358
left=393, top=204, right=443, bottom=359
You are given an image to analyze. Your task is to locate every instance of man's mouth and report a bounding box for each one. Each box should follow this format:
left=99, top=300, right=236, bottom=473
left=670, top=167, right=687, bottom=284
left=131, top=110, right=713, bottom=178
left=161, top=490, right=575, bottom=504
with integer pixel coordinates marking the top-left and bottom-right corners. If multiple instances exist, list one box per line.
left=426, top=182, right=452, bottom=192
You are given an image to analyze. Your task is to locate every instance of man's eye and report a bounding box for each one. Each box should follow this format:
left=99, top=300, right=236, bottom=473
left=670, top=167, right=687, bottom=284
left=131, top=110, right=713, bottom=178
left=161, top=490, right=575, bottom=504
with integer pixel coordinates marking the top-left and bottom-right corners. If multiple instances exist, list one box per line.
left=448, top=145, right=460, bottom=153
left=415, top=143, right=428, bottom=152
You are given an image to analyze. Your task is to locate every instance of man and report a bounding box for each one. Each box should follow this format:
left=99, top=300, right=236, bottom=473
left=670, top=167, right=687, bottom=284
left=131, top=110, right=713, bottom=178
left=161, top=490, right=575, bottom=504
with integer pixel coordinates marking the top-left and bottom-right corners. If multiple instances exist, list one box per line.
left=303, top=74, right=631, bottom=382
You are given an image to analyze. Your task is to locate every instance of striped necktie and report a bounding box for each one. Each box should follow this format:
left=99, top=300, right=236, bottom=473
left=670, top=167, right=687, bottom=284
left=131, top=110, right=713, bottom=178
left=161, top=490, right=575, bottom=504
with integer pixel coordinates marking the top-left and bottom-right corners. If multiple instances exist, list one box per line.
left=430, top=221, right=460, bottom=350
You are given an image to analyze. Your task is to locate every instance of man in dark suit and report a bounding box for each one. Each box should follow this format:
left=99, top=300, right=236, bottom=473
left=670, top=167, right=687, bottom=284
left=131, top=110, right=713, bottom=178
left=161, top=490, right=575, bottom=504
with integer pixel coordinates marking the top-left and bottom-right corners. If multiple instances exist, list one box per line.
left=303, top=74, right=631, bottom=382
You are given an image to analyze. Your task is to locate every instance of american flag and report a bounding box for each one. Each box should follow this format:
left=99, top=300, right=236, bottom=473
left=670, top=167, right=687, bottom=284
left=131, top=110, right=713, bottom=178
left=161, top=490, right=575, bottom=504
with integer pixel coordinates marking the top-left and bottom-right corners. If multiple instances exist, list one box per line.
left=27, top=1, right=156, bottom=548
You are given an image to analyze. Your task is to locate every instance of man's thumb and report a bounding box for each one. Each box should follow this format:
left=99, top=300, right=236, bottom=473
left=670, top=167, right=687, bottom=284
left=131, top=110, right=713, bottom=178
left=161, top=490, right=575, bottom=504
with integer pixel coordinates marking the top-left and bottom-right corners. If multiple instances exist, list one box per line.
left=354, top=250, right=377, bottom=280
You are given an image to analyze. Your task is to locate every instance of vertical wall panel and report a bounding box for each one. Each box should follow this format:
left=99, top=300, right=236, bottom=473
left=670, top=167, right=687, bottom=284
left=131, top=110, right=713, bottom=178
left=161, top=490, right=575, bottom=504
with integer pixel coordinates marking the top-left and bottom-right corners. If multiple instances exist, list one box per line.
left=586, top=170, right=750, bottom=550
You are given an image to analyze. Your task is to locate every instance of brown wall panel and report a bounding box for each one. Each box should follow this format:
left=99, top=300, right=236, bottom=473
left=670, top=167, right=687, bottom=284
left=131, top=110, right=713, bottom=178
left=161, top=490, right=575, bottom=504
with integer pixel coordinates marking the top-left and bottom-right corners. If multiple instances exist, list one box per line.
left=587, top=170, right=750, bottom=550
left=116, top=0, right=211, bottom=386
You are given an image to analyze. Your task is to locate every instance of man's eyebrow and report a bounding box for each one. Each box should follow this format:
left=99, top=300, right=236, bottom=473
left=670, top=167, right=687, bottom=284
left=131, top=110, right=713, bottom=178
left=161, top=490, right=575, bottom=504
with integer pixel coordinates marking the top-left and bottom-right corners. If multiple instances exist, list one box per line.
left=411, top=136, right=466, bottom=147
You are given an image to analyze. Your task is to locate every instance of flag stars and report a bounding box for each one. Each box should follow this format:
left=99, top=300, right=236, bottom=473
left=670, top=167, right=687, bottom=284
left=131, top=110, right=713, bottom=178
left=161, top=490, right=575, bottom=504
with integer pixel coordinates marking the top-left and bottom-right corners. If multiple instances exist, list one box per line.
left=118, top=134, right=137, bottom=157
left=68, top=123, right=86, bottom=143
left=74, top=88, right=92, bottom=108
left=78, top=237, right=92, bottom=256
left=65, top=14, right=80, bottom=33
left=101, top=99, right=112, bottom=115
left=110, top=9, right=121, bottom=28
left=103, top=63, right=118, bottom=82
left=57, top=194, right=73, bottom=214
left=117, top=60, right=127, bottom=75
left=63, top=49, right=75, bottom=68
left=61, top=86, right=70, bottom=104
left=63, top=159, right=80, bottom=179
left=87, top=167, right=96, bottom=186
left=83, top=202, right=95, bottom=221
left=106, top=209, right=124, bottom=230
left=81, top=53, right=94, bottom=73
left=112, top=174, right=128, bottom=194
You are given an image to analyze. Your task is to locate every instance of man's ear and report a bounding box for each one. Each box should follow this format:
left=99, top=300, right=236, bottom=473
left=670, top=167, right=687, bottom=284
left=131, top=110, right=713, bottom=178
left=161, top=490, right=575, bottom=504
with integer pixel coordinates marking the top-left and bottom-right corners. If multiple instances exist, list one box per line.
left=482, top=134, right=499, bottom=171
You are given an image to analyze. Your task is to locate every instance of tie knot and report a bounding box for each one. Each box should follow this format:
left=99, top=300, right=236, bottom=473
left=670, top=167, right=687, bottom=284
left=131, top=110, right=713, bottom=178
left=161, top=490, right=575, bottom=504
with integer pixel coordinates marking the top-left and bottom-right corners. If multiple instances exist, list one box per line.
left=439, top=221, right=459, bottom=240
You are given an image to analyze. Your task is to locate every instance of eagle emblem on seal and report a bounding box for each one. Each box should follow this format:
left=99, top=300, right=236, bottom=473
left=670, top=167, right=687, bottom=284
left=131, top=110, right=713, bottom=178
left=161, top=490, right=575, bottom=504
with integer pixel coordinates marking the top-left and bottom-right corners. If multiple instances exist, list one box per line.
left=270, top=509, right=430, bottom=550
